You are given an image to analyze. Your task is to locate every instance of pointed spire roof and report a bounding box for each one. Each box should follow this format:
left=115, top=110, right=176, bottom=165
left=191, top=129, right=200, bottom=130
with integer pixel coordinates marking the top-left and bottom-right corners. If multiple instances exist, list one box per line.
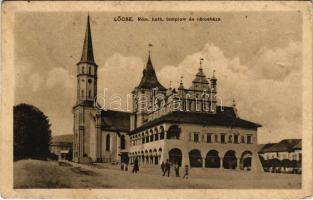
left=178, top=75, right=185, bottom=90
left=195, top=67, right=207, bottom=79
left=137, top=52, right=166, bottom=90
left=211, top=70, right=217, bottom=80
left=192, top=58, right=209, bottom=84
left=190, top=66, right=209, bottom=87
left=79, top=15, right=95, bottom=64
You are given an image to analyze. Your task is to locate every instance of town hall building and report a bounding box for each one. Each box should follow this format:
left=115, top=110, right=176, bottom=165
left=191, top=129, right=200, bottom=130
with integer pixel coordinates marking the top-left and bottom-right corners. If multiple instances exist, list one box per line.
left=73, top=16, right=263, bottom=171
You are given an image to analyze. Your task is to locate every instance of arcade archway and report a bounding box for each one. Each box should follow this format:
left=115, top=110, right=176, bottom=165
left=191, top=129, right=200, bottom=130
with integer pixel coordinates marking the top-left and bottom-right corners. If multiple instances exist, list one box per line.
left=169, top=148, right=182, bottom=166
left=205, top=150, right=220, bottom=168
left=189, top=149, right=202, bottom=168
left=240, top=151, right=252, bottom=170
left=223, top=150, right=237, bottom=169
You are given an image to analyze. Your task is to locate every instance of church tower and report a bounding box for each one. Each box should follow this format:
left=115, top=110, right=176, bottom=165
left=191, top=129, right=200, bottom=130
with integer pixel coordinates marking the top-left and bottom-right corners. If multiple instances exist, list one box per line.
left=130, top=50, right=166, bottom=130
left=76, top=15, right=98, bottom=104
left=73, top=15, right=98, bottom=162
left=210, top=70, right=217, bottom=113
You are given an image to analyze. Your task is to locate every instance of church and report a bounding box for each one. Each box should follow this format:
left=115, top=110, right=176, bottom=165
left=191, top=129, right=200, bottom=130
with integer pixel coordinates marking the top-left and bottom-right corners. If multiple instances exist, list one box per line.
left=73, top=16, right=263, bottom=171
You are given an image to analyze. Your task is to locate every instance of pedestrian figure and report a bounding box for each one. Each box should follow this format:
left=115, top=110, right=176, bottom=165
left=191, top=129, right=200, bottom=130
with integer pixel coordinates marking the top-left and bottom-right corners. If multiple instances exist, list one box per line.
left=183, top=165, right=189, bottom=179
left=163, top=159, right=171, bottom=177
left=132, top=157, right=139, bottom=173
left=125, top=156, right=129, bottom=171
left=175, top=162, right=180, bottom=177
left=161, top=161, right=165, bottom=174
left=121, top=162, right=124, bottom=171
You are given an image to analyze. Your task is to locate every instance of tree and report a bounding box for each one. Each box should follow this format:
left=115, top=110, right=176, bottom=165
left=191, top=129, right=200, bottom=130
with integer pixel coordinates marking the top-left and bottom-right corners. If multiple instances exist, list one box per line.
left=14, top=103, right=52, bottom=161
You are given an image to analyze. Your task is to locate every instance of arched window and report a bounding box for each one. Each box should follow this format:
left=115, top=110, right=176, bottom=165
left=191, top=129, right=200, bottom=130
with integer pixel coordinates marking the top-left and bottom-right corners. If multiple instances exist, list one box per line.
left=88, top=90, right=91, bottom=97
left=145, top=132, right=149, bottom=143
left=160, top=127, right=165, bottom=140
left=142, top=133, right=145, bottom=144
left=89, top=67, right=91, bottom=74
left=120, top=135, right=125, bottom=149
left=167, top=125, right=181, bottom=140
left=106, top=134, right=110, bottom=151
left=82, top=66, right=85, bottom=74
left=150, top=132, right=154, bottom=142
left=154, top=129, right=159, bottom=141
left=81, top=90, right=84, bottom=97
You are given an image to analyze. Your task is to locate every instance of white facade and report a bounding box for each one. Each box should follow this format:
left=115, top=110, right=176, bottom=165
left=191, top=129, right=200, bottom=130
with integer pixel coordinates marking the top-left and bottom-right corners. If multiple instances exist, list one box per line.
left=129, top=122, right=263, bottom=171
left=261, top=149, right=302, bottom=161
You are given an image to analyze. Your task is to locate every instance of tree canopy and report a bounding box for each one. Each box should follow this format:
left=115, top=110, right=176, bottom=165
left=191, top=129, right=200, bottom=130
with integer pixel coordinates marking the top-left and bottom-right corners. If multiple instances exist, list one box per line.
left=14, top=103, right=52, bottom=161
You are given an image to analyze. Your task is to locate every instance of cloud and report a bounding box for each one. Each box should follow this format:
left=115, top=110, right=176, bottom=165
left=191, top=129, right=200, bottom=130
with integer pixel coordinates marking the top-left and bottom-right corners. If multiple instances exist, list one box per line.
left=15, top=41, right=302, bottom=143
left=97, top=53, right=144, bottom=110
left=46, top=67, right=75, bottom=90
left=251, top=41, right=301, bottom=81
left=158, top=41, right=302, bottom=143
left=28, top=73, right=44, bottom=92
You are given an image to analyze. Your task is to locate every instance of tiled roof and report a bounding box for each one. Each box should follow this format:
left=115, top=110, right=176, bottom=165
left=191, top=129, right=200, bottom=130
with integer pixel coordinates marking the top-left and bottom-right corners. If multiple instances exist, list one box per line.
left=100, top=110, right=131, bottom=132
left=261, top=139, right=301, bottom=153
left=51, top=134, right=73, bottom=145
left=137, top=54, right=166, bottom=90
left=131, top=106, right=261, bottom=133
left=292, top=140, right=301, bottom=150
left=258, top=143, right=276, bottom=153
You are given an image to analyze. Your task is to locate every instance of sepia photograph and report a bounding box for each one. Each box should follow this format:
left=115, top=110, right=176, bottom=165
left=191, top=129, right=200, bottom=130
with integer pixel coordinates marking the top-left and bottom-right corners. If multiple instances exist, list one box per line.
left=1, top=1, right=312, bottom=198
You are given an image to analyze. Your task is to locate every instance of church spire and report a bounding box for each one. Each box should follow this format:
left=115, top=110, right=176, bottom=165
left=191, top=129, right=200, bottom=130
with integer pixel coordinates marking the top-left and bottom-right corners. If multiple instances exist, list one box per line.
left=178, top=75, right=185, bottom=90
left=200, top=58, right=204, bottom=70
left=136, top=44, right=166, bottom=91
left=79, top=15, right=95, bottom=64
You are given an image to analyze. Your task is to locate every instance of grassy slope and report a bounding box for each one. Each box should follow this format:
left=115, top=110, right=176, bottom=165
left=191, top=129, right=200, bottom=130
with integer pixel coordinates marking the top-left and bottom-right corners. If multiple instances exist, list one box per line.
left=14, top=160, right=73, bottom=188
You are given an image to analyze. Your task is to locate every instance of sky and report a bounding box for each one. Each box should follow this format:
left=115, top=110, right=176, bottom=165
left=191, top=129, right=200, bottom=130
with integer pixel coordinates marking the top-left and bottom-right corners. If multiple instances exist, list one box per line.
left=14, top=11, right=302, bottom=144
